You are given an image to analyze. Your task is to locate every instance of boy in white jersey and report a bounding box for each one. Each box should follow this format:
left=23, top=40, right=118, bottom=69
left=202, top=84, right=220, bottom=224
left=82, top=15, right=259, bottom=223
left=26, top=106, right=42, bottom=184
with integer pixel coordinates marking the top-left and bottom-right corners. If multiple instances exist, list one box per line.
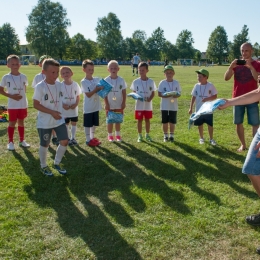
left=188, top=69, right=218, bottom=145
left=60, top=66, right=81, bottom=146
left=0, top=55, right=30, bottom=150
left=81, top=59, right=103, bottom=146
left=33, top=59, right=68, bottom=176
left=104, top=60, right=127, bottom=142
left=158, top=65, right=181, bottom=142
left=130, top=62, right=157, bottom=142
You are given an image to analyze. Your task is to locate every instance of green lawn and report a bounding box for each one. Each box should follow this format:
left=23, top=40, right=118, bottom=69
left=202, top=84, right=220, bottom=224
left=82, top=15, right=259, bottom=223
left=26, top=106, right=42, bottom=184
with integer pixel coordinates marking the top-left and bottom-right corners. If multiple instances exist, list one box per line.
left=1, top=64, right=260, bottom=259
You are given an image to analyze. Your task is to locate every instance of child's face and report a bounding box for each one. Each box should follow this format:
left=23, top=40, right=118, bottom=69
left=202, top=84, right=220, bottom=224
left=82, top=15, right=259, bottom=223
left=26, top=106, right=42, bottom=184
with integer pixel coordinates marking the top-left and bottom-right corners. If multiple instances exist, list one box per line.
left=108, top=64, right=119, bottom=77
left=197, top=73, right=207, bottom=84
left=60, top=68, right=73, bottom=81
left=43, top=65, right=59, bottom=83
left=138, top=66, right=148, bottom=77
left=165, top=70, right=175, bottom=80
left=83, top=65, right=94, bottom=76
left=7, top=58, right=21, bottom=73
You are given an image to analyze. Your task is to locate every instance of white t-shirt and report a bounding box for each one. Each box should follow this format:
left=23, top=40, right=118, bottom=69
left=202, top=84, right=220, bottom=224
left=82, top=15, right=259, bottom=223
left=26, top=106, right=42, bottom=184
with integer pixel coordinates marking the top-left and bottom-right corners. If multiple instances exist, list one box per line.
left=133, top=55, right=141, bottom=65
left=61, top=81, right=81, bottom=117
left=33, top=81, right=65, bottom=129
left=32, top=72, right=60, bottom=88
left=130, top=78, right=157, bottom=111
left=104, top=76, right=127, bottom=110
left=81, top=77, right=102, bottom=114
left=191, top=82, right=217, bottom=111
left=0, top=73, right=28, bottom=109
left=158, top=79, right=181, bottom=111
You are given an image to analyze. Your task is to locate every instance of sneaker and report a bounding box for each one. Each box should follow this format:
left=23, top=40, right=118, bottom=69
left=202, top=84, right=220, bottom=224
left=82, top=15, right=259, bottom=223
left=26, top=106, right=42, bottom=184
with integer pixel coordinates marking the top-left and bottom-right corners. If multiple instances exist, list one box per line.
left=71, top=138, right=78, bottom=145
left=54, top=164, right=67, bottom=175
left=256, top=247, right=260, bottom=255
left=246, top=213, right=260, bottom=226
left=68, top=139, right=74, bottom=146
left=116, top=136, right=122, bottom=142
left=52, top=137, right=59, bottom=146
left=108, top=136, right=114, bottom=142
left=137, top=136, right=143, bottom=143
left=169, top=136, right=174, bottom=142
left=92, top=138, right=101, bottom=145
left=7, top=142, right=15, bottom=151
left=19, top=140, right=30, bottom=148
left=199, top=138, right=205, bottom=144
left=86, top=139, right=98, bottom=147
left=164, top=137, right=169, bottom=142
left=210, top=139, right=217, bottom=146
left=41, top=166, right=54, bottom=177
left=146, top=135, right=152, bottom=142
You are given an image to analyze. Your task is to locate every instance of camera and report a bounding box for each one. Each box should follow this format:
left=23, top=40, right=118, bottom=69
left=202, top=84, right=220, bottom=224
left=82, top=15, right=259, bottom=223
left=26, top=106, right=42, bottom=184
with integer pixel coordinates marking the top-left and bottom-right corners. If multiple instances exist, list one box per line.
left=236, top=59, right=246, bottom=65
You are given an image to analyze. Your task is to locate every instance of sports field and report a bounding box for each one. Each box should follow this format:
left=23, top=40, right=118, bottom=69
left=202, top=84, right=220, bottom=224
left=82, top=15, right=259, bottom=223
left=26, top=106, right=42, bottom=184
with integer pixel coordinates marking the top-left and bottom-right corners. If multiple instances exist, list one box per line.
left=1, top=64, right=259, bottom=259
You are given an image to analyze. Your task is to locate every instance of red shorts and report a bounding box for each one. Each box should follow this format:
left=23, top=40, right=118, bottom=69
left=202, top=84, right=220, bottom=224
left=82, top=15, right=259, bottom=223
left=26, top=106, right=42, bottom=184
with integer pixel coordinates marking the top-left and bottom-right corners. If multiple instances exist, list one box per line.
left=135, top=110, right=152, bottom=120
left=8, top=108, right=27, bottom=121
left=106, top=109, right=123, bottom=116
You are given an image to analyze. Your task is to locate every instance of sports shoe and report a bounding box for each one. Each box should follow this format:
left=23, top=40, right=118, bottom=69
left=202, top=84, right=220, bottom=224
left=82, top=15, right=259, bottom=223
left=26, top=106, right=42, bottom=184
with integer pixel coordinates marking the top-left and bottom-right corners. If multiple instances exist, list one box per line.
left=199, top=138, right=205, bottom=144
left=92, top=138, right=101, bottom=145
left=68, top=139, right=74, bottom=146
left=116, top=136, right=122, bottom=142
left=108, top=136, right=114, bottom=142
left=71, top=138, right=78, bottom=145
left=137, top=136, right=143, bottom=143
left=146, top=135, right=152, bottom=142
left=86, top=139, right=98, bottom=147
left=7, top=142, right=15, bottom=151
left=210, top=139, right=217, bottom=146
left=164, top=137, right=169, bottom=142
left=41, top=166, right=54, bottom=177
left=19, top=140, right=30, bottom=148
left=52, top=137, right=59, bottom=145
left=169, top=136, right=174, bottom=142
left=246, top=213, right=260, bottom=226
left=54, top=164, right=67, bottom=175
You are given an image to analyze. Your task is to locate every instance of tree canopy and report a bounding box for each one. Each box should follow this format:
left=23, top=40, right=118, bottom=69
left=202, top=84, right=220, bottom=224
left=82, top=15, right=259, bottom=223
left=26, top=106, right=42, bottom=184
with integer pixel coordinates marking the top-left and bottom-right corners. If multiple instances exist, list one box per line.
left=176, top=30, right=195, bottom=59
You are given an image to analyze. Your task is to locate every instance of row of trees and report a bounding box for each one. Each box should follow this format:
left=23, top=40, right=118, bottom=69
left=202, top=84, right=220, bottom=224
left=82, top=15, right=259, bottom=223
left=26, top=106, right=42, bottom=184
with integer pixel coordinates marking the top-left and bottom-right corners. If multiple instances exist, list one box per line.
left=2, top=0, right=260, bottom=64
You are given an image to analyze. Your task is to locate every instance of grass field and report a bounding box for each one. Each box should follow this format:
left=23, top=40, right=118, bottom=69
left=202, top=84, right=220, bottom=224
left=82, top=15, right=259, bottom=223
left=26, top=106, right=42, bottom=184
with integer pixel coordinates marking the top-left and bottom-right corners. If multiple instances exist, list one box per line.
left=1, top=64, right=260, bottom=259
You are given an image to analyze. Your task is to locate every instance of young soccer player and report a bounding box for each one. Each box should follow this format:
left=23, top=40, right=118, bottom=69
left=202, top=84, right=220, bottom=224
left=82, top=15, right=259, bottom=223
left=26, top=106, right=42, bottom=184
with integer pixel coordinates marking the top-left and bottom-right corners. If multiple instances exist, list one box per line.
left=33, top=59, right=68, bottom=176
left=0, top=54, right=30, bottom=150
left=104, top=60, right=127, bottom=142
left=188, top=69, right=218, bottom=145
left=81, top=59, right=102, bottom=146
left=158, top=65, right=181, bottom=142
left=130, top=62, right=157, bottom=142
left=60, top=66, right=81, bottom=145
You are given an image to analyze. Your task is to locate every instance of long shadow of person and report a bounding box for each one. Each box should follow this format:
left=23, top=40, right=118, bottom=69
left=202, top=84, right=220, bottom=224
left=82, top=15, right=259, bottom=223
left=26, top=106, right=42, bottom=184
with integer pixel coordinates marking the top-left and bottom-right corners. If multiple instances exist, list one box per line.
left=0, top=126, right=7, bottom=137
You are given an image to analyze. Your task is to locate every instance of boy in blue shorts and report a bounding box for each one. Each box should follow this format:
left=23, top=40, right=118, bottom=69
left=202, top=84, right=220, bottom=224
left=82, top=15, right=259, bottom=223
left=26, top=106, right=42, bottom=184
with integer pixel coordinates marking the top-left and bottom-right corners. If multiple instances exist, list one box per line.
left=188, top=69, right=217, bottom=145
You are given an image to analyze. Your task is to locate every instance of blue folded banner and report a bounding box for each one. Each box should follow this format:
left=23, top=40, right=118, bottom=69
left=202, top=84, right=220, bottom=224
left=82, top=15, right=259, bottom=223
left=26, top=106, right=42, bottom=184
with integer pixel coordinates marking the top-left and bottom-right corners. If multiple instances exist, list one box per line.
left=127, top=92, right=144, bottom=101
left=188, top=99, right=226, bottom=129
left=162, top=91, right=181, bottom=97
left=106, top=111, right=124, bottom=124
left=97, top=78, right=113, bottom=99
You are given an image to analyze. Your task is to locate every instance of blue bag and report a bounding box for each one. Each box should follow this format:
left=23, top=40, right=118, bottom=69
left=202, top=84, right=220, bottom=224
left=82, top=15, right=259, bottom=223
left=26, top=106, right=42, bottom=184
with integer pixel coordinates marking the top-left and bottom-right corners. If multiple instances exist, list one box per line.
left=127, top=92, right=144, bottom=101
left=96, top=78, right=113, bottom=99
left=106, top=111, right=124, bottom=124
left=162, top=91, right=181, bottom=97
left=188, top=99, right=226, bottom=129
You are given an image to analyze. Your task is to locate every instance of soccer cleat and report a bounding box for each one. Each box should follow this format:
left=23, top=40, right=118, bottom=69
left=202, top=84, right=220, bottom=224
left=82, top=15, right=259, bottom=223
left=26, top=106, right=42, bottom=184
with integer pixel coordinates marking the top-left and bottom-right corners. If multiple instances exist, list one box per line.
left=92, top=138, right=101, bottom=145
left=246, top=213, right=260, bottom=226
left=145, top=135, right=152, bottom=142
left=164, top=137, right=169, bottom=142
left=19, top=140, right=30, bottom=148
left=68, top=139, right=74, bottom=146
left=116, top=136, right=122, bottom=142
left=41, top=166, right=54, bottom=177
left=137, top=136, right=143, bottom=143
left=108, top=136, right=114, bottom=142
left=7, top=142, right=15, bottom=151
left=86, top=139, right=98, bottom=147
left=210, top=139, right=217, bottom=146
left=54, top=164, right=67, bottom=175
left=169, top=136, right=174, bottom=142
left=199, top=138, right=205, bottom=144
left=52, top=137, right=59, bottom=146
left=71, top=138, right=78, bottom=145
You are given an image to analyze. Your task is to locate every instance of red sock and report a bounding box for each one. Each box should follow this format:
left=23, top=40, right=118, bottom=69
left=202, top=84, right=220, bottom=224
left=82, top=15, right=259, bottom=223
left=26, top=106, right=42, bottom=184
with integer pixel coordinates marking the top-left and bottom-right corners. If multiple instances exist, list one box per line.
left=7, top=126, right=15, bottom=143
left=18, top=126, right=24, bottom=142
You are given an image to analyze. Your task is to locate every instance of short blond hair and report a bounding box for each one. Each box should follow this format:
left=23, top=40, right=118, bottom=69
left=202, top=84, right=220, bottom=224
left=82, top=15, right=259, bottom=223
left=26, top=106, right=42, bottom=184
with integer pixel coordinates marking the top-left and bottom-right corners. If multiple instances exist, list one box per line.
left=60, top=66, right=72, bottom=73
left=107, top=60, right=119, bottom=68
left=42, top=58, right=60, bottom=71
left=7, top=54, right=20, bottom=63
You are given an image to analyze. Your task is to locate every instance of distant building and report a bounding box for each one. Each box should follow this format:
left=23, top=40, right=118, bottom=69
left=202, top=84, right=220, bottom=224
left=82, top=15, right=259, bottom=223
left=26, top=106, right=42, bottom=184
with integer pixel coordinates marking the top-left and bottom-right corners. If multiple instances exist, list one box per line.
left=19, top=41, right=31, bottom=55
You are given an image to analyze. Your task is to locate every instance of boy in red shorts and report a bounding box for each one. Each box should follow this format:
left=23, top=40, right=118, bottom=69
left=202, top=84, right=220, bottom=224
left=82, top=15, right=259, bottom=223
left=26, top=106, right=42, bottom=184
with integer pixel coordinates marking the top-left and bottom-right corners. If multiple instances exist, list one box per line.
left=0, top=54, right=30, bottom=150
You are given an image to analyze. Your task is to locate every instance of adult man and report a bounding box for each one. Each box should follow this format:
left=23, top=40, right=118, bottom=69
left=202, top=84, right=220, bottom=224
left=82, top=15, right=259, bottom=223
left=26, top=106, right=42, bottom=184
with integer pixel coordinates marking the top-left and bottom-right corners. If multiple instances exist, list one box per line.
left=224, top=42, right=260, bottom=152
left=132, top=53, right=141, bottom=76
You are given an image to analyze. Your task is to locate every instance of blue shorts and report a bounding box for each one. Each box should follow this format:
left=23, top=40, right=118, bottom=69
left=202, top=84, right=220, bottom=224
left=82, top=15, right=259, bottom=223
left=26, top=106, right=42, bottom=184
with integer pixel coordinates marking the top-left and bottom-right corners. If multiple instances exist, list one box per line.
left=242, top=128, right=260, bottom=175
left=233, top=103, right=259, bottom=125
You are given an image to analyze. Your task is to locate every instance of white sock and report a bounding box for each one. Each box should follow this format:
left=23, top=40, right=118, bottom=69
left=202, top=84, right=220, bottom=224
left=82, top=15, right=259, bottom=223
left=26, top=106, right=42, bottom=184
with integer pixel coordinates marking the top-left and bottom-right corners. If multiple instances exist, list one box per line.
left=71, top=125, right=76, bottom=139
left=90, top=126, right=95, bottom=139
left=54, top=144, right=67, bottom=165
left=115, top=131, right=120, bottom=136
left=108, top=133, right=113, bottom=137
left=39, top=146, right=48, bottom=168
left=85, top=127, right=91, bottom=142
left=164, top=133, right=168, bottom=138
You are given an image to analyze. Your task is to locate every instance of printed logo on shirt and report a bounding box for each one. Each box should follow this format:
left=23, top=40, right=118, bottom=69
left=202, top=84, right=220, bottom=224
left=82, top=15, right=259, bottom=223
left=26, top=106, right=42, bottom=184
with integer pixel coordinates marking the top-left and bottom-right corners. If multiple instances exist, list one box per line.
left=137, top=86, right=139, bottom=91
left=209, top=90, right=211, bottom=95
left=195, top=91, right=198, bottom=96
left=88, top=87, right=90, bottom=92
left=149, top=86, right=152, bottom=91
left=119, top=85, right=122, bottom=89
left=59, top=91, right=62, bottom=97
left=7, top=82, right=10, bottom=88
left=164, top=87, right=167, bottom=91
left=44, top=94, right=48, bottom=100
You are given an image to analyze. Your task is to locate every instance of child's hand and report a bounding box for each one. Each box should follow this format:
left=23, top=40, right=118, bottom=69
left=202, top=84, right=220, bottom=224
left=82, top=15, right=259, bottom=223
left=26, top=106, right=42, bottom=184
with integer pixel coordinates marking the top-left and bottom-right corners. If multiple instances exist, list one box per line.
left=70, top=103, right=77, bottom=109
left=11, top=94, right=22, bottom=101
left=96, top=86, right=103, bottom=92
left=255, top=141, right=260, bottom=158
left=51, top=111, right=62, bottom=120
left=63, top=103, right=70, bottom=110
left=121, top=102, right=126, bottom=110
left=105, top=104, right=110, bottom=110
left=188, top=108, right=192, bottom=115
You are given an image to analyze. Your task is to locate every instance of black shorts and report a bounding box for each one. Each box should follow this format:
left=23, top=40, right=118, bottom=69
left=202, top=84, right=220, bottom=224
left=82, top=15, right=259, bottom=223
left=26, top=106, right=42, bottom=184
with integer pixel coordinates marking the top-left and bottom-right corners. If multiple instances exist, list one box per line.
left=65, top=116, right=78, bottom=124
left=161, top=110, right=177, bottom=124
left=83, top=111, right=99, bottom=127
left=194, top=114, right=213, bottom=126
left=133, top=64, right=138, bottom=68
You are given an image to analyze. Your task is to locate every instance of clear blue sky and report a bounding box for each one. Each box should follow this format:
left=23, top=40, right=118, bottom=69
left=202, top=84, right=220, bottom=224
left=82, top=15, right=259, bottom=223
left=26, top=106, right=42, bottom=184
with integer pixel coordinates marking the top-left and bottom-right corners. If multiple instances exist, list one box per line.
left=1, top=0, right=260, bottom=52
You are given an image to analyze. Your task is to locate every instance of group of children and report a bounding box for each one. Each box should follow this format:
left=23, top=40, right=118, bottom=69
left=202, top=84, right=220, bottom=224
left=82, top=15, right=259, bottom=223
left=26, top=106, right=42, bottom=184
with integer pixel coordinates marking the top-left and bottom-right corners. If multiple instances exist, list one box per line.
left=0, top=54, right=218, bottom=176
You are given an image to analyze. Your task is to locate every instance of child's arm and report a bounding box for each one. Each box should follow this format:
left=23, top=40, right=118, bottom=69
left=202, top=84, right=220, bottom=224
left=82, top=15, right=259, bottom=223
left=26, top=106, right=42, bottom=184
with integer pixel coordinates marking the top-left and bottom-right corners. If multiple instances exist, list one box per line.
left=121, top=89, right=126, bottom=110
left=147, top=91, right=155, bottom=102
left=104, top=96, right=110, bottom=111
left=70, top=95, right=80, bottom=109
left=85, top=86, right=103, bottom=98
left=0, top=86, right=22, bottom=101
left=188, top=96, right=196, bottom=114
left=33, top=99, right=62, bottom=120
left=202, top=94, right=217, bottom=102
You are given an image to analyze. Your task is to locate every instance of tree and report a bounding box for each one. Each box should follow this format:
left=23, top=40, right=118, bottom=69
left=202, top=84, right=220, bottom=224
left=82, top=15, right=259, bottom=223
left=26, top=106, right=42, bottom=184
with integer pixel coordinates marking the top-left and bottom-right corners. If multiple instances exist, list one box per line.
left=25, top=0, right=71, bottom=58
left=132, top=30, right=147, bottom=42
left=206, top=26, right=228, bottom=64
left=162, top=41, right=179, bottom=62
left=95, top=12, right=124, bottom=60
left=229, top=25, right=249, bottom=60
left=0, top=23, right=20, bottom=59
left=194, top=51, right=202, bottom=64
left=176, top=30, right=195, bottom=59
left=253, top=42, right=260, bottom=58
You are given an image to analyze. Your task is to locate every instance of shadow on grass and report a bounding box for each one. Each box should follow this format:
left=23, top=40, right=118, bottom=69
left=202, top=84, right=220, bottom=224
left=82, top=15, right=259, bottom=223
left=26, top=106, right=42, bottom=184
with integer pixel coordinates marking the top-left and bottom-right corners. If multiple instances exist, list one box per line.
left=0, top=127, right=7, bottom=137
left=13, top=147, right=142, bottom=260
